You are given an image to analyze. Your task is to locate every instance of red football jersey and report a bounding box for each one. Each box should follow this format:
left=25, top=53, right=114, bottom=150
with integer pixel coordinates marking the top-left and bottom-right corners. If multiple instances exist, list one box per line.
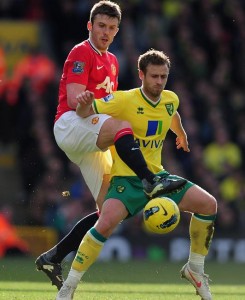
left=55, top=40, right=119, bottom=122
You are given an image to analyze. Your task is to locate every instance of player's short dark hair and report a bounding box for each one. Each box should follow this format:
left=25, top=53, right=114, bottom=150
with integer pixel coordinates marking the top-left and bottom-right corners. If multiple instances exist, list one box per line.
left=90, top=1, right=121, bottom=26
left=138, top=49, right=171, bottom=74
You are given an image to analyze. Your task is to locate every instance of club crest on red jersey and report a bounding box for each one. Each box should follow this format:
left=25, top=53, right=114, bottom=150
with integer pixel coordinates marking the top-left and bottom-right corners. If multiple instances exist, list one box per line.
left=92, top=117, right=99, bottom=124
left=111, top=64, right=116, bottom=76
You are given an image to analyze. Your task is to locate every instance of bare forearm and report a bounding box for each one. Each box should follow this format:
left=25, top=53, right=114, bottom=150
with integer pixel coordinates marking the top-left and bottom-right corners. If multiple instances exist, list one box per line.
left=67, top=83, right=86, bottom=109
left=170, top=112, right=186, bottom=137
left=76, top=103, right=94, bottom=117
left=76, top=90, right=96, bottom=118
left=171, top=112, right=190, bottom=152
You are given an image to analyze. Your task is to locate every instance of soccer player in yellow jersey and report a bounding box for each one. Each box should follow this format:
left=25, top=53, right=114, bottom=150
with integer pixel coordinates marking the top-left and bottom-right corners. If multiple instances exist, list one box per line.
left=56, top=49, right=217, bottom=300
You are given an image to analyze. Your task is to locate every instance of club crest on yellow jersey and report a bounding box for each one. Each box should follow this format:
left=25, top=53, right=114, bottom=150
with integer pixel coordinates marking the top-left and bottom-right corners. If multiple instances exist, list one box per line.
left=165, top=103, right=174, bottom=116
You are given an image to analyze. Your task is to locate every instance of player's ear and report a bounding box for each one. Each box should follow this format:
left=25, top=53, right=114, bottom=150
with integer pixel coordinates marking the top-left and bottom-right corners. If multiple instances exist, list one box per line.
left=87, top=21, right=92, bottom=31
left=139, top=70, right=144, bottom=80
left=114, top=28, right=119, bottom=36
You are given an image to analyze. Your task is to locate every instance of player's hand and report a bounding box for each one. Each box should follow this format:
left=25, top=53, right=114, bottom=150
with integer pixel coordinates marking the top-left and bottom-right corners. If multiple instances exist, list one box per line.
left=176, top=135, right=190, bottom=152
left=76, top=90, right=95, bottom=105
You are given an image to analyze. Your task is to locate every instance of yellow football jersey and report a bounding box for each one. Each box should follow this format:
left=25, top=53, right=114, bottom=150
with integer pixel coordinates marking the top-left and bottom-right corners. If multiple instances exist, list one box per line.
left=93, top=88, right=179, bottom=177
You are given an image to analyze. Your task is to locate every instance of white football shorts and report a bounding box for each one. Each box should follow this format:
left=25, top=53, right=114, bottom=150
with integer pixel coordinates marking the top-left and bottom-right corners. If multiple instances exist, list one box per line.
left=54, top=111, right=113, bottom=200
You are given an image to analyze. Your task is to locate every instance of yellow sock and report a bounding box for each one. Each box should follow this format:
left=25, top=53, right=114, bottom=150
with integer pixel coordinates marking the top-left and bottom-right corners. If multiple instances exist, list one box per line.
left=189, top=214, right=215, bottom=256
left=72, top=228, right=106, bottom=272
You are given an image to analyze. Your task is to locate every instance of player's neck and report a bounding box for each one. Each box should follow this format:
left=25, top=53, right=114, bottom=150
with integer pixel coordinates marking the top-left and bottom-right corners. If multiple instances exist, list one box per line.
left=140, top=87, right=161, bottom=104
left=88, top=38, right=107, bottom=55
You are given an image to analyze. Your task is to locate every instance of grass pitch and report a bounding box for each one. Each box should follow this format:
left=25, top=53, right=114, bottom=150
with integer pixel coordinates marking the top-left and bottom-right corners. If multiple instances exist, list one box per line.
left=0, top=257, right=244, bottom=299
left=0, top=282, right=244, bottom=300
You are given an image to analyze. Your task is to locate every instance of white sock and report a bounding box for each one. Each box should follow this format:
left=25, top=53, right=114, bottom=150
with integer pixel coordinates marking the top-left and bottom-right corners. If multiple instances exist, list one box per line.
left=65, top=268, right=85, bottom=287
left=188, top=252, right=205, bottom=274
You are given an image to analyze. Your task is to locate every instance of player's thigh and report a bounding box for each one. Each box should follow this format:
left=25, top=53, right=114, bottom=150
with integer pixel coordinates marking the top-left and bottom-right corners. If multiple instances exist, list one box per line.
left=78, top=150, right=112, bottom=201
left=96, top=174, right=111, bottom=211
left=95, top=198, right=129, bottom=237
left=178, top=185, right=217, bottom=215
left=97, top=118, right=131, bottom=150
left=106, top=176, right=148, bottom=217
left=54, top=111, right=111, bottom=156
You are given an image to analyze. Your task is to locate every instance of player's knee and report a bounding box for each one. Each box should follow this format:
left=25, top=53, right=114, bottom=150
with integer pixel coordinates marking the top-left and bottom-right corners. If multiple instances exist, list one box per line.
left=96, top=217, right=115, bottom=238
left=121, top=120, right=132, bottom=130
left=114, top=120, right=132, bottom=132
left=207, top=195, right=217, bottom=215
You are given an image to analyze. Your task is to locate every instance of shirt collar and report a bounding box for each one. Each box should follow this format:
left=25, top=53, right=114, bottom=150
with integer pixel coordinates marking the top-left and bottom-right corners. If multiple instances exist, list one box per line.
left=140, top=87, right=161, bottom=104
left=88, top=39, right=103, bottom=56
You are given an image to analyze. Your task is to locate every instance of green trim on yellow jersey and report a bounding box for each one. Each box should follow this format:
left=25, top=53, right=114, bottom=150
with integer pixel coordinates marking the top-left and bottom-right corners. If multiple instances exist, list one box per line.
left=139, top=88, right=161, bottom=107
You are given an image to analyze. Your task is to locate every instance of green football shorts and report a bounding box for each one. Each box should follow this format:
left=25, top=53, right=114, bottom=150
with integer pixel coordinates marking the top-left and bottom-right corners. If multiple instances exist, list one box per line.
left=105, top=171, right=194, bottom=218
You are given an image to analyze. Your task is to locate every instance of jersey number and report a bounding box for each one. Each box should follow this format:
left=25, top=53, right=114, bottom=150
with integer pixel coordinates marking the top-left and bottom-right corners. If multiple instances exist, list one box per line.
left=96, top=76, right=114, bottom=93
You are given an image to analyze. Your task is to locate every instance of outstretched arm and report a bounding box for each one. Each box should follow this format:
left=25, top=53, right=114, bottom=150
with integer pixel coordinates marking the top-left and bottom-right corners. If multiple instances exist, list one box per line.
left=76, top=90, right=95, bottom=118
left=170, top=112, right=190, bottom=152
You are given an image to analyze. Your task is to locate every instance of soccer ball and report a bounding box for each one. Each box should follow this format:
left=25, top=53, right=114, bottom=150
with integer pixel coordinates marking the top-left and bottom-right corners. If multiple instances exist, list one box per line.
left=143, top=197, right=180, bottom=234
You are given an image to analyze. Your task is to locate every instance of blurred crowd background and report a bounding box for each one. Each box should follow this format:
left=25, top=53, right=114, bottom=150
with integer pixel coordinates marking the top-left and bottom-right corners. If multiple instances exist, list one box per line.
left=0, top=0, right=245, bottom=256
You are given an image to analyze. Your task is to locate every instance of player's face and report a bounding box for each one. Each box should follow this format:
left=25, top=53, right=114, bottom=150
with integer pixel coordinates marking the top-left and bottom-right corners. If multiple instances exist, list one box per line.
left=140, top=64, right=169, bottom=101
left=88, top=14, right=119, bottom=52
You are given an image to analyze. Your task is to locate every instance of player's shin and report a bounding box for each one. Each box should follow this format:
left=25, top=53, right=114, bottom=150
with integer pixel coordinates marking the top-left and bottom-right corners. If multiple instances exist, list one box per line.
left=47, top=211, right=99, bottom=263
left=66, top=227, right=106, bottom=286
left=188, top=213, right=216, bottom=273
left=114, top=128, right=155, bottom=182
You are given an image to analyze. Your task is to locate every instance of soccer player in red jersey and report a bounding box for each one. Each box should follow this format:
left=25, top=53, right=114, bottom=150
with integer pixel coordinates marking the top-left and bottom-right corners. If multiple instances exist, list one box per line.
left=35, top=1, right=186, bottom=289
left=55, top=32, right=119, bottom=122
